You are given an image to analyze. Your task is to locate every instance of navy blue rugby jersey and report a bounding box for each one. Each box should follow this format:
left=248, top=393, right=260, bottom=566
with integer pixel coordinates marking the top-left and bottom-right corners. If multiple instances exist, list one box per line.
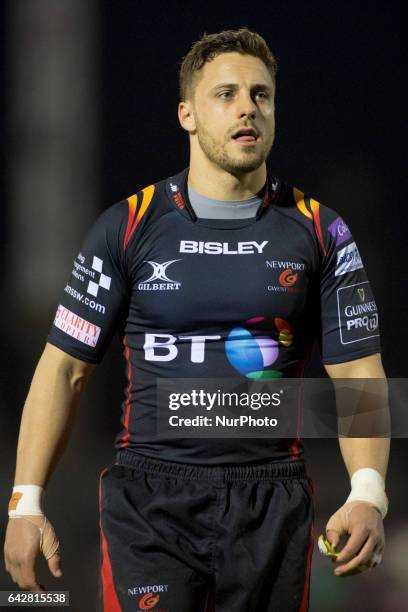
left=46, top=167, right=381, bottom=464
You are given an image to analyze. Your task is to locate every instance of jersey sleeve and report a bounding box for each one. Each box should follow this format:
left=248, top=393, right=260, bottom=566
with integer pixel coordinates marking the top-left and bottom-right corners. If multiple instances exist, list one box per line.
left=315, top=206, right=381, bottom=364
left=46, top=201, right=130, bottom=363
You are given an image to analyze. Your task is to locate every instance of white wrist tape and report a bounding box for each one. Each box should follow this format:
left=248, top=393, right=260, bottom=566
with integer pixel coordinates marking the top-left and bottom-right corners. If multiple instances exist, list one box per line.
left=346, top=468, right=388, bottom=519
left=8, top=485, right=45, bottom=517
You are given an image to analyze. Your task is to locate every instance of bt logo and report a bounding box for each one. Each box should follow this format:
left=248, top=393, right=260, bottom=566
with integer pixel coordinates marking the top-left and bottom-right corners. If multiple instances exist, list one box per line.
left=144, top=334, right=221, bottom=363
left=225, top=316, right=293, bottom=379
left=144, top=316, right=293, bottom=377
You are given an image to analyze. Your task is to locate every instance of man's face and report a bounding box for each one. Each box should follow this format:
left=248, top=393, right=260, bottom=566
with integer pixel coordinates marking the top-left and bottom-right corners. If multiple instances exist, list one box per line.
left=189, top=52, right=275, bottom=175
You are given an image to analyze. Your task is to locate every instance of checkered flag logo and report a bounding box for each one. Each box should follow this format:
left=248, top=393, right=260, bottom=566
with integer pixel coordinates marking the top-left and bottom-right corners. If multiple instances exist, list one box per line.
left=87, top=256, right=112, bottom=297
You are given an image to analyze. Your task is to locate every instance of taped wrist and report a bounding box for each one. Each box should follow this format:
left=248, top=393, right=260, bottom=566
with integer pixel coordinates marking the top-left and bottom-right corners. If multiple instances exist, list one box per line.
left=345, top=468, right=388, bottom=519
left=8, top=484, right=45, bottom=517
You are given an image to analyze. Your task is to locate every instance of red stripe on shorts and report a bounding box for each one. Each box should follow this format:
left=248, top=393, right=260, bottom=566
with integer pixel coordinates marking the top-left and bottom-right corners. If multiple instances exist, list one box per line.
left=300, top=523, right=315, bottom=612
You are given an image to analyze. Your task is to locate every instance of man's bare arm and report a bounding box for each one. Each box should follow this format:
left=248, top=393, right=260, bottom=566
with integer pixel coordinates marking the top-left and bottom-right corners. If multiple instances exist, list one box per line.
left=4, top=342, right=96, bottom=591
left=324, top=353, right=390, bottom=480
left=322, top=353, right=390, bottom=576
left=14, top=342, right=96, bottom=487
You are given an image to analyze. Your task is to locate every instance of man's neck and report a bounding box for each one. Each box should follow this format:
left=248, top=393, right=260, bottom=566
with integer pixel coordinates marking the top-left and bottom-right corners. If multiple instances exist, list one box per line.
left=187, top=157, right=267, bottom=201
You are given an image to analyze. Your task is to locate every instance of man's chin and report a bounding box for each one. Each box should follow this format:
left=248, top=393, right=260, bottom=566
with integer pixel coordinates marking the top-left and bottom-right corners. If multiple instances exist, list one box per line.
left=222, top=156, right=265, bottom=175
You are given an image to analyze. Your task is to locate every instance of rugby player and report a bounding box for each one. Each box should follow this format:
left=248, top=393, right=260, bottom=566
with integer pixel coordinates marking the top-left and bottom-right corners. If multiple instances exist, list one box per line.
left=4, top=28, right=389, bottom=611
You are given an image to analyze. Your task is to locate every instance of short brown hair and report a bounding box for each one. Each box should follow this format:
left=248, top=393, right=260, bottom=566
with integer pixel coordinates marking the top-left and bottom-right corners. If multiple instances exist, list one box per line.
left=179, top=27, right=278, bottom=101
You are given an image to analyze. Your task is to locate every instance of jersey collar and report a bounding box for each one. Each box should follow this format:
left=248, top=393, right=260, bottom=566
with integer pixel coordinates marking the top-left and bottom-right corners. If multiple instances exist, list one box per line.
left=165, top=166, right=281, bottom=223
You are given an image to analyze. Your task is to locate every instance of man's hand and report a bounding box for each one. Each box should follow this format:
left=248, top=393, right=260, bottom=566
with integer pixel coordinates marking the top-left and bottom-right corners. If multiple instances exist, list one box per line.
left=4, top=516, right=62, bottom=591
left=325, top=500, right=384, bottom=577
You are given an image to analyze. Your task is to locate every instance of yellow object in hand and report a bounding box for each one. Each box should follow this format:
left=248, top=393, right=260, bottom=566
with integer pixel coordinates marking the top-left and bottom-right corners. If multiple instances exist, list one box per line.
left=318, top=534, right=339, bottom=559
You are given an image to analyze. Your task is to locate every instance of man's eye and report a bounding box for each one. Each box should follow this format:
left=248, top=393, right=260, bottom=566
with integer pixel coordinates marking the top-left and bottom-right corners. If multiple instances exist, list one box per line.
left=255, top=91, right=268, bottom=99
left=219, top=91, right=233, bottom=99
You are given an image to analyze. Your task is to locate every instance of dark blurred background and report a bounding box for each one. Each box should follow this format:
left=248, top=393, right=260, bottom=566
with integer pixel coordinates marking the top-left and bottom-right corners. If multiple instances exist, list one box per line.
left=1, top=1, right=407, bottom=611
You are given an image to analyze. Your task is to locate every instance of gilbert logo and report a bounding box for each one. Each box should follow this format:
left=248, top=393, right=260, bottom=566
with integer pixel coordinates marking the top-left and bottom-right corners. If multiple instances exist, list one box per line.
left=279, top=268, right=298, bottom=287
left=138, top=260, right=181, bottom=291
left=139, top=593, right=160, bottom=609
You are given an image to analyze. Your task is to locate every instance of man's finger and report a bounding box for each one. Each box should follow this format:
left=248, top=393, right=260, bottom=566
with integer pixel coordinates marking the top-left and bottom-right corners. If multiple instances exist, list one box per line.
left=325, top=528, right=340, bottom=549
left=19, top=582, right=45, bottom=592
left=18, top=564, right=44, bottom=592
left=47, top=552, right=63, bottom=577
left=11, top=556, right=42, bottom=592
left=12, top=570, right=43, bottom=592
left=335, top=535, right=376, bottom=576
left=7, top=561, right=24, bottom=588
left=366, top=548, right=383, bottom=569
left=335, top=528, right=368, bottom=564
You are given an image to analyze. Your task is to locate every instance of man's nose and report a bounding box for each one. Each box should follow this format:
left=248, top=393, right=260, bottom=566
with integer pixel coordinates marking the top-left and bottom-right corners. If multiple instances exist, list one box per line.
left=237, top=91, right=257, bottom=118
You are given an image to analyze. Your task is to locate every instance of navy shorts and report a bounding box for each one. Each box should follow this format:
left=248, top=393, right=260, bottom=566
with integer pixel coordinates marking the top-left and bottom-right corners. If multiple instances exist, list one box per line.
left=98, top=452, right=314, bottom=612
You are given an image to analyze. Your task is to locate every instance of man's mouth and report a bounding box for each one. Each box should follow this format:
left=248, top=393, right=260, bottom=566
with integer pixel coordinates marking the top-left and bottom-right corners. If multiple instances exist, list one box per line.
left=231, top=127, right=259, bottom=143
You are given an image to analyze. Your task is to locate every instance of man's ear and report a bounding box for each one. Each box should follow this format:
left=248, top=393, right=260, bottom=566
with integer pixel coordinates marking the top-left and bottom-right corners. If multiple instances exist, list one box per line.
left=178, top=100, right=197, bottom=134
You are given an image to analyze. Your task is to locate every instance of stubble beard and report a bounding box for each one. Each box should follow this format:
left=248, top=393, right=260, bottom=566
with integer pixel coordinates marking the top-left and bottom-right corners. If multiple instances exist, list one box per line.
left=195, top=118, right=274, bottom=176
